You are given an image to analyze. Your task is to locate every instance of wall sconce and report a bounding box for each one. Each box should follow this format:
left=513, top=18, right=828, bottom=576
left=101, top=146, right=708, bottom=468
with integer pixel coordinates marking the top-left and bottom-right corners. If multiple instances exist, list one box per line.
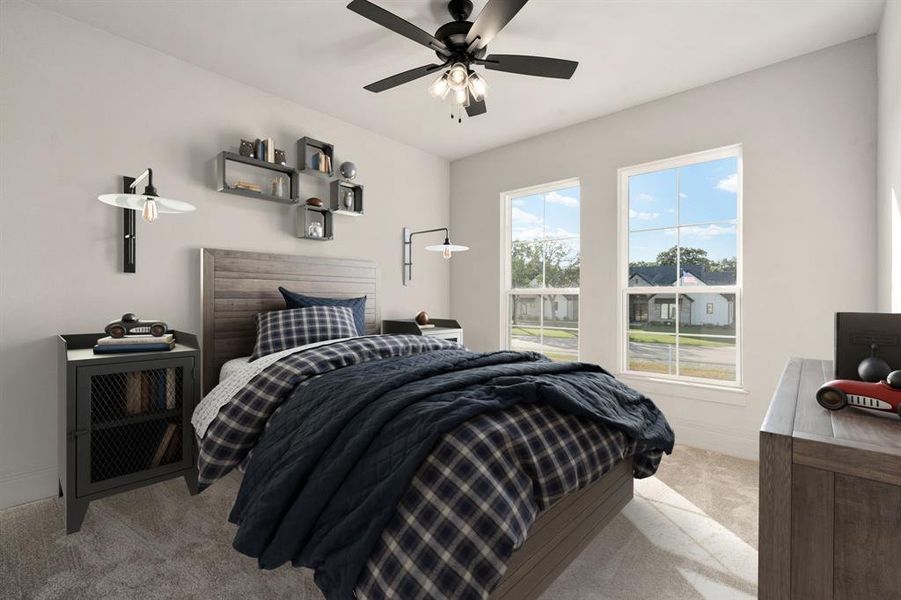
left=403, top=226, right=469, bottom=285
left=98, top=168, right=195, bottom=272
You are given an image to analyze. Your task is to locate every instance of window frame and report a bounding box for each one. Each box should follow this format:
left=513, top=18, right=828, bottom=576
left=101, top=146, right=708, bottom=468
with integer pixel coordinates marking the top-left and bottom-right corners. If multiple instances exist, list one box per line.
left=617, top=144, right=743, bottom=389
left=500, top=177, right=581, bottom=359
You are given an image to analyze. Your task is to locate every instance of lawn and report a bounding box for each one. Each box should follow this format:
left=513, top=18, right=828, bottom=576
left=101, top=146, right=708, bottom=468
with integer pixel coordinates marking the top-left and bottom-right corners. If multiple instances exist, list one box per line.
left=628, top=331, right=732, bottom=348
left=511, top=326, right=578, bottom=339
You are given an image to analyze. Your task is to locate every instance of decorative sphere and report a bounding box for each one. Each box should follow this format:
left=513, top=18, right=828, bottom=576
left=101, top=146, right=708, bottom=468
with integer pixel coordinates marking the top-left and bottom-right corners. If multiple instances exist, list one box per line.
left=415, top=311, right=430, bottom=326
left=340, top=161, right=357, bottom=180
left=858, top=356, right=892, bottom=382
left=305, top=197, right=323, bottom=207
left=887, top=370, right=901, bottom=389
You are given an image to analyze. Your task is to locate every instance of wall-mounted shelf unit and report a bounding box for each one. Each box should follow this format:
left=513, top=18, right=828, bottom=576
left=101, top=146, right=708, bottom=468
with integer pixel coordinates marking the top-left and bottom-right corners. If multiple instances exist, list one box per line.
left=217, top=151, right=298, bottom=204
left=297, top=137, right=334, bottom=178
left=329, top=180, right=364, bottom=216
left=296, top=205, right=334, bottom=241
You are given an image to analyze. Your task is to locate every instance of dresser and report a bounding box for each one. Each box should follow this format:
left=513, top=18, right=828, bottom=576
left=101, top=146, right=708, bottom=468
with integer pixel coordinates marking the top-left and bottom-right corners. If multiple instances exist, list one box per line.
left=759, top=358, right=901, bottom=599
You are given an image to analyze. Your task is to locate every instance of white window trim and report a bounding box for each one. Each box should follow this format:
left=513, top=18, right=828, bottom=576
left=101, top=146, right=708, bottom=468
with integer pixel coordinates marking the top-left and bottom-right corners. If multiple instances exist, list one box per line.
left=500, top=177, right=581, bottom=357
left=616, top=144, right=744, bottom=390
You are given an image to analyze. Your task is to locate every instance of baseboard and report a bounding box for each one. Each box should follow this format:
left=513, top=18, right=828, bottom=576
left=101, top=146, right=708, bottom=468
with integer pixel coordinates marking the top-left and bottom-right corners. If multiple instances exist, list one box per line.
left=0, top=466, right=57, bottom=510
left=665, top=415, right=759, bottom=461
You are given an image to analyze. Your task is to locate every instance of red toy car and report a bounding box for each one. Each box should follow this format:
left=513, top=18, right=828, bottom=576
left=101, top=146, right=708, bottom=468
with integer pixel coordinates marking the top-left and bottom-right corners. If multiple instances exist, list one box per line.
left=816, top=371, right=901, bottom=419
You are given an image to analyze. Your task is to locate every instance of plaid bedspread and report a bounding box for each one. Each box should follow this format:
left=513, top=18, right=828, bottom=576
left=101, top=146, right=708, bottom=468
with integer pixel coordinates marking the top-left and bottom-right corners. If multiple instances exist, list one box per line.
left=196, top=335, right=460, bottom=488
left=357, top=403, right=662, bottom=599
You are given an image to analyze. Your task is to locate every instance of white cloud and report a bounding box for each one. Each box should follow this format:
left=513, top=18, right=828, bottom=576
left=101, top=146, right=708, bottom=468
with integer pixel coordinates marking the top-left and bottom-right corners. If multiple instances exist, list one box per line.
left=635, top=192, right=655, bottom=203
left=682, top=223, right=736, bottom=239
left=545, top=191, right=579, bottom=208
left=513, top=226, right=578, bottom=241
left=716, top=173, right=738, bottom=193
left=629, top=209, right=661, bottom=221
left=679, top=192, right=688, bottom=199
left=511, top=207, right=541, bottom=224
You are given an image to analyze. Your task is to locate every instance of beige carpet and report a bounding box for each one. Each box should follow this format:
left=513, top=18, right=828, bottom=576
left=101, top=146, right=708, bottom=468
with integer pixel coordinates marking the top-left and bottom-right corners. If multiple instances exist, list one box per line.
left=0, top=446, right=757, bottom=599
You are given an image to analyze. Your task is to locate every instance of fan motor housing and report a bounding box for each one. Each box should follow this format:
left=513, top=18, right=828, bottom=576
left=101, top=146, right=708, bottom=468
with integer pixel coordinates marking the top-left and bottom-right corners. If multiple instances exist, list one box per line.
left=434, top=20, right=487, bottom=61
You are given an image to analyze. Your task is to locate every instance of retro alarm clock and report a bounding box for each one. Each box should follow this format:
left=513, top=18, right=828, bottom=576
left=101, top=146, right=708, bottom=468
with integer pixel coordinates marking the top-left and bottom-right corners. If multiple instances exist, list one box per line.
left=104, top=313, right=168, bottom=338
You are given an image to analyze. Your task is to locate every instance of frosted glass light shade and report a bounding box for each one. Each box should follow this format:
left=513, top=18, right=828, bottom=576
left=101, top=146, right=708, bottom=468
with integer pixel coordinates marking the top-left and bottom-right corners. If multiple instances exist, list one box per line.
left=97, top=193, right=196, bottom=214
left=425, top=243, right=469, bottom=252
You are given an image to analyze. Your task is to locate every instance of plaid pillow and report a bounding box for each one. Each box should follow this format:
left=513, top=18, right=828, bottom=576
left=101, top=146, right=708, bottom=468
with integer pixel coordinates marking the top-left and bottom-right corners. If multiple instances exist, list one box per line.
left=250, top=306, right=357, bottom=361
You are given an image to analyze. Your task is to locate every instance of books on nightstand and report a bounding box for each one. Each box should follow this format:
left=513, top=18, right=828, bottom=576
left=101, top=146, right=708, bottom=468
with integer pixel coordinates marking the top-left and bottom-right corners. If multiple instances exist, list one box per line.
left=93, top=333, right=175, bottom=354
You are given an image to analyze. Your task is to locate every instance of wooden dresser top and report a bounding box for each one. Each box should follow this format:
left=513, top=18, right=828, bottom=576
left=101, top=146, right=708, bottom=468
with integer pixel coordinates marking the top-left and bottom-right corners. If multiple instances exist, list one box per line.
left=762, top=357, right=901, bottom=485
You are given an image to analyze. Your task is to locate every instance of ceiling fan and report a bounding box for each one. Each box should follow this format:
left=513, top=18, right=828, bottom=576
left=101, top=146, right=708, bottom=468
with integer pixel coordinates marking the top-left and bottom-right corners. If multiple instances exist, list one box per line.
left=347, top=0, right=578, bottom=121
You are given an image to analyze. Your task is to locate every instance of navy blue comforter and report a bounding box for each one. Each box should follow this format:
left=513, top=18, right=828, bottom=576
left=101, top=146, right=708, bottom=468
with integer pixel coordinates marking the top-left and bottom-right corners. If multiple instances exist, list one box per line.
left=229, top=348, right=674, bottom=599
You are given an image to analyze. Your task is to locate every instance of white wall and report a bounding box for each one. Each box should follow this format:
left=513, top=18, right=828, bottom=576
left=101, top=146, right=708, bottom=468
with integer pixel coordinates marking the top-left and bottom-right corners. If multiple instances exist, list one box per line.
left=450, top=37, right=878, bottom=459
left=878, top=0, right=901, bottom=312
left=0, top=1, right=450, bottom=509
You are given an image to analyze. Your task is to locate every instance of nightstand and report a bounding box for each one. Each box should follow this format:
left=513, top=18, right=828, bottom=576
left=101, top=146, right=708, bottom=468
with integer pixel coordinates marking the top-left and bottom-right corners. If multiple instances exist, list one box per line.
left=57, top=332, right=200, bottom=534
left=382, top=319, right=463, bottom=345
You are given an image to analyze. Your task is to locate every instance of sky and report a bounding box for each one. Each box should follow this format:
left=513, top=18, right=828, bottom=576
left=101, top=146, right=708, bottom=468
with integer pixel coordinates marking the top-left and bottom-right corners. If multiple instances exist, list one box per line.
left=628, top=156, right=738, bottom=263
left=511, top=185, right=580, bottom=243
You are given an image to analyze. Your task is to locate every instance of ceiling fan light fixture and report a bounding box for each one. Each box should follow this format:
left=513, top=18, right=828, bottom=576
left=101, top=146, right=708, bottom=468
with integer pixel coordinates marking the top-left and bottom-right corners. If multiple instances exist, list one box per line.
left=468, top=71, right=487, bottom=101
left=429, top=72, right=450, bottom=98
left=447, top=62, right=469, bottom=91
left=453, top=86, right=469, bottom=107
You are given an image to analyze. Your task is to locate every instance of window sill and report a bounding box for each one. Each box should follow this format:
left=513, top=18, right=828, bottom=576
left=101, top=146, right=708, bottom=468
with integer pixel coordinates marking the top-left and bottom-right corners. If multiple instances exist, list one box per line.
left=616, top=372, right=749, bottom=406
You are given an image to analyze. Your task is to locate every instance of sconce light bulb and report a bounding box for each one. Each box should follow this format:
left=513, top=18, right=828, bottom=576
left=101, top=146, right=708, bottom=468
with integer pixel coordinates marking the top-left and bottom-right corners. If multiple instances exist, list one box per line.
left=443, top=245, right=452, bottom=259
left=142, top=198, right=159, bottom=223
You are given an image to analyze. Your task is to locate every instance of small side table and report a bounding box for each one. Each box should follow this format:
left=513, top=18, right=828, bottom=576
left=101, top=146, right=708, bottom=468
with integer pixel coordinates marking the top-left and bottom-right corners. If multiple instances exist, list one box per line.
left=382, top=318, right=464, bottom=345
left=57, top=331, right=200, bottom=533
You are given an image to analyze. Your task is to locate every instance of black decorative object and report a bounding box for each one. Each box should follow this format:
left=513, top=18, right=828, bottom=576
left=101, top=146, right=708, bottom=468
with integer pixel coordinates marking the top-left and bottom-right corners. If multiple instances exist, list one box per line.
left=274, top=149, right=287, bottom=166
left=297, top=137, right=335, bottom=178
left=329, top=180, right=364, bottom=215
left=858, top=344, right=893, bottom=382
left=217, top=151, right=299, bottom=204
left=239, top=139, right=255, bottom=158
left=347, top=0, right=579, bottom=120
left=57, top=332, right=200, bottom=533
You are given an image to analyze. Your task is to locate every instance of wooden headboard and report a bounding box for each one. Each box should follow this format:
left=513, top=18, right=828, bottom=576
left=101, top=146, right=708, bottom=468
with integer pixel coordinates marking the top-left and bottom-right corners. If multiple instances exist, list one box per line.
left=200, top=248, right=380, bottom=395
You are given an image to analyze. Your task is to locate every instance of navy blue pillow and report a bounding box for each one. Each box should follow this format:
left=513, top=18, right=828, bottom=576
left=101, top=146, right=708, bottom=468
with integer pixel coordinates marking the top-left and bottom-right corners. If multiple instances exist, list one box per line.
left=278, top=287, right=367, bottom=336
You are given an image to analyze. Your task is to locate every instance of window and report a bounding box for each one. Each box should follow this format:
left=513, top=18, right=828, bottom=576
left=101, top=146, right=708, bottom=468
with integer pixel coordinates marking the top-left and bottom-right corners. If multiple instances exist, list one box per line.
left=502, top=180, right=580, bottom=361
left=619, top=146, right=741, bottom=385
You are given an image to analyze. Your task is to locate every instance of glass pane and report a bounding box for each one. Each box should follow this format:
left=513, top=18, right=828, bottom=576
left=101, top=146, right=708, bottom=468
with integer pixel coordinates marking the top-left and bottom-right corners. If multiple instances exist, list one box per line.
left=628, top=293, right=676, bottom=333
left=541, top=296, right=579, bottom=361
left=677, top=293, right=736, bottom=336
left=628, top=332, right=677, bottom=375
left=544, top=238, right=579, bottom=288
left=543, top=187, right=580, bottom=240
left=510, top=294, right=542, bottom=352
left=628, top=229, right=678, bottom=286
left=677, top=335, right=736, bottom=382
left=679, top=157, right=738, bottom=226
left=511, top=241, right=543, bottom=288
left=511, top=194, right=544, bottom=242
left=629, top=168, right=677, bottom=231
left=678, top=224, right=737, bottom=286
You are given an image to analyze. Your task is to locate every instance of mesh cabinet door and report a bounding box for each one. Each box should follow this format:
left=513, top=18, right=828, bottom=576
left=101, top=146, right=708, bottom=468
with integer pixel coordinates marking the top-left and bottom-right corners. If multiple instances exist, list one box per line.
left=74, top=356, right=194, bottom=496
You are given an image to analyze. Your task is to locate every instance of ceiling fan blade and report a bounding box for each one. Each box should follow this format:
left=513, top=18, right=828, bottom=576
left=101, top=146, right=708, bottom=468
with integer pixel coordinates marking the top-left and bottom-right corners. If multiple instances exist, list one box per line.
left=482, top=54, right=578, bottom=79
left=347, top=0, right=450, bottom=57
left=466, top=97, right=487, bottom=117
left=465, top=0, right=529, bottom=51
left=364, top=63, right=446, bottom=93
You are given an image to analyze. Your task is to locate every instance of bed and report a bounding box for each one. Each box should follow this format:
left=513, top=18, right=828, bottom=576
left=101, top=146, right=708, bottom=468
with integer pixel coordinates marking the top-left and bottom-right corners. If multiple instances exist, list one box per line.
left=196, top=248, right=672, bottom=600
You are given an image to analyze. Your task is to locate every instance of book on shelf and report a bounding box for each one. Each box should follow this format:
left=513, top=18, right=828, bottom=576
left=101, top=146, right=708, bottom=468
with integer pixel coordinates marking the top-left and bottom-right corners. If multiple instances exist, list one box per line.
left=93, top=342, right=174, bottom=355
left=165, top=368, right=177, bottom=409
left=418, top=324, right=436, bottom=329
left=125, top=371, right=142, bottom=415
left=96, top=334, right=174, bottom=345
left=151, top=423, right=178, bottom=468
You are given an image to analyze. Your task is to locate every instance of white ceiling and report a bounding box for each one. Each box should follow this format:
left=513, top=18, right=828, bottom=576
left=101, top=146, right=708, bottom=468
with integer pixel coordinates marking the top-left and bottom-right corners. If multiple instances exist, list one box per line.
left=32, top=0, right=885, bottom=160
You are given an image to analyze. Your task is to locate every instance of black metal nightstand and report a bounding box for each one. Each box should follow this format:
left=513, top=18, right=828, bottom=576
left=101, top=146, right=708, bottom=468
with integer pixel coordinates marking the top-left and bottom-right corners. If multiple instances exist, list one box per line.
left=382, top=319, right=463, bottom=345
left=57, top=331, right=200, bottom=533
